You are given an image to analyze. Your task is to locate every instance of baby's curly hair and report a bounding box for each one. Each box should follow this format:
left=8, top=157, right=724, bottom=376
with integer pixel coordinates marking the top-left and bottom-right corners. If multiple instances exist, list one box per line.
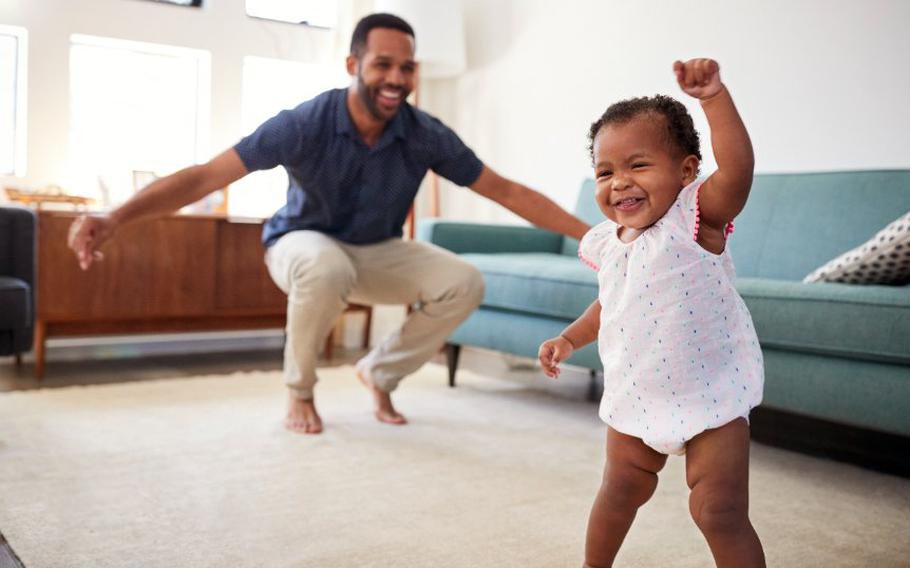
left=587, top=95, right=701, bottom=166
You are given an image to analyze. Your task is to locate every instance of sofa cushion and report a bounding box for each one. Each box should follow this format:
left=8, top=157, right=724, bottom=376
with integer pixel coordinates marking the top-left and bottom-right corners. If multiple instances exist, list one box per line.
left=0, top=276, right=30, bottom=329
left=803, top=210, right=910, bottom=285
left=737, top=277, right=910, bottom=364
left=561, top=179, right=606, bottom=256
left=461, top=253, right=598, bottom=320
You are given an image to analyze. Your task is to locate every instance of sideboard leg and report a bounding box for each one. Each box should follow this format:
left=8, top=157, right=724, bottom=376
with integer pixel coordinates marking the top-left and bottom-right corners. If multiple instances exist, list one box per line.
left=34, top=320, right=46, bottom=380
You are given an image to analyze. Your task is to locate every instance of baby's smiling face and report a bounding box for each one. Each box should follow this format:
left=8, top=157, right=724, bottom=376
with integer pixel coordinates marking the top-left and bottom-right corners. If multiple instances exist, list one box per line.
left=592, top=114, right=699, bottom=231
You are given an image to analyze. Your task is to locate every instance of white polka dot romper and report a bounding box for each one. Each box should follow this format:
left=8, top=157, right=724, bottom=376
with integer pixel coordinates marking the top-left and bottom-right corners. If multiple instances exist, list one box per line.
left=578, top=178, right=764, bottom=455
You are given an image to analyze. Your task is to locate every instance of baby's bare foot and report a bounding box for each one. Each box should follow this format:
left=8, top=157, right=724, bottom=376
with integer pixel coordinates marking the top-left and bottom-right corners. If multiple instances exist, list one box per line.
left=356, top=368, right=407, bottom=425
left=285, top=395, right=323, bottom=434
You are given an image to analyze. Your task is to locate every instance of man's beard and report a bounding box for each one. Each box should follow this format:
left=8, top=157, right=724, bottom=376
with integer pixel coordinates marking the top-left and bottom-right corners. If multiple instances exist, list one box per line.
left=356, top=71, right=407, bottom=122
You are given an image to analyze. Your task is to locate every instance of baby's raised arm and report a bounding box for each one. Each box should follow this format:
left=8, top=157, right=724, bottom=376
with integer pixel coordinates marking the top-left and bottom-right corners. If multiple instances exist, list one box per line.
left=674, top=59, right=754, bottom=242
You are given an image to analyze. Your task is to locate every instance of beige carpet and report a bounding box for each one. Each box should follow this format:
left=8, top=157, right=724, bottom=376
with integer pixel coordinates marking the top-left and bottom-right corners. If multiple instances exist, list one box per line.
left=0, top=364, right=908, bottom=568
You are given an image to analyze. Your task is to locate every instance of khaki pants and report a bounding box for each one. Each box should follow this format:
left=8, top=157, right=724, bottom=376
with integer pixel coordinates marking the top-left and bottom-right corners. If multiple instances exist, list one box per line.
left=265, top=231, right=485, bottom=399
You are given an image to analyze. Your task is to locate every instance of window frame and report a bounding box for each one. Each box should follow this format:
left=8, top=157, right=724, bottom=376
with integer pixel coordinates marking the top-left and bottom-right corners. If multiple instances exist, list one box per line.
left=229, top=54, right=347, bottom=218
left=245, top=0, right=338, bottom=29
left=0, top=25, right=28, bottom=177
left=68, top=33, right=211, bottom=170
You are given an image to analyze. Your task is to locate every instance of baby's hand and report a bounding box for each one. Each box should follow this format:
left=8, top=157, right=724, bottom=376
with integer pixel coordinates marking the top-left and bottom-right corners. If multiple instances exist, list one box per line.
left=538, top=336, right=574, bottom=379
left=673, top=58, right=723, bottom=100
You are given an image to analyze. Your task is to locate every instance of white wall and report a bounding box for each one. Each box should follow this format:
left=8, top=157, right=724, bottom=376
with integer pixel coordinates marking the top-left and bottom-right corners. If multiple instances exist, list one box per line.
left=0, top=0, right=369, bottom=191
left=4, top=0, right=909, bottom=222
left=428, top=0, right=910, bottom=224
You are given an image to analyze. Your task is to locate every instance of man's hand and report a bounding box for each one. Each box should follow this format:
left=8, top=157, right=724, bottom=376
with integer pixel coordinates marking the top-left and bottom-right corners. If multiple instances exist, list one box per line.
left=68, top=214, right=115, bottom=270
left=674, top=58, right=723, bottom=101
left=64, top=149, right=249, bottom=271
left=538, top=335, right=575, bottom=379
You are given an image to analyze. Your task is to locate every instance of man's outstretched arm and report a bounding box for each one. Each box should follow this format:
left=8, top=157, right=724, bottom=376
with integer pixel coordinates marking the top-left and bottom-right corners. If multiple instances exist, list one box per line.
left=469, top=166, right=589, bottom=240
left=68, top=148, right=249, bottom=270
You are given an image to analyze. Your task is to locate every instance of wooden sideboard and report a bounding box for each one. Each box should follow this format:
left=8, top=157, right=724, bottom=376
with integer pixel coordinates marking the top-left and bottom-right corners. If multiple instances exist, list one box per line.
left=35, top=212, right=288, bottom=378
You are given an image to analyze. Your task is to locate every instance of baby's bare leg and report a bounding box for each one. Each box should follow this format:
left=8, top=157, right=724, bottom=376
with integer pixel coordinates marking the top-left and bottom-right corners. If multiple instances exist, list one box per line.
left=584, top=427, right=667, bottom=568
left=686, top=418, right=765, bottom=568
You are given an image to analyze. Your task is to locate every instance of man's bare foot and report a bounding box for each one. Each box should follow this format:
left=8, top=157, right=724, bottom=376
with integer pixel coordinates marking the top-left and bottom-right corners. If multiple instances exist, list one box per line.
left=356, top=368, right=407, bottom=425
left=285, top=394, right=323, bottom=434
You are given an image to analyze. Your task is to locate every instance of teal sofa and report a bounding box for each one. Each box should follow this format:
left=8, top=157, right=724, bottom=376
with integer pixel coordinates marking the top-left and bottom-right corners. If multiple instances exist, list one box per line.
left=420, top=170, right=910, bottom=472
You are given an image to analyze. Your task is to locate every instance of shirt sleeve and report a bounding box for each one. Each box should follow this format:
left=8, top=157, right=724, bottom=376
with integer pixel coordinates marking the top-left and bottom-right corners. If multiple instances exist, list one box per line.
left=683, top=177, right=734, bottom=241
left=233, top=108, right=307, bottom=173
left=427, top=119, right=484, bottom=187
left=578, top=221, right=614, bottom=272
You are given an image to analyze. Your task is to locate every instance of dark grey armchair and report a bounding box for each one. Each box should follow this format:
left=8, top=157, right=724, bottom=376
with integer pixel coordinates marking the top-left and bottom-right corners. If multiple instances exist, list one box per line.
left=0, top=205, right=36, bottom=363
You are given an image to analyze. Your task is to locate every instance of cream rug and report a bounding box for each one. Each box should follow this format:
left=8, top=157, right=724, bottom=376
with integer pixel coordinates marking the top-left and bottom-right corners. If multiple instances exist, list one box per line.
left=0, top=364, right=908, bottom=568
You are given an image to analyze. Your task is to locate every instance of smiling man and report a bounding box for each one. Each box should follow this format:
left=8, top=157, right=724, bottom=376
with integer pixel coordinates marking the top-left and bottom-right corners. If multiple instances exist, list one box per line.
left=68, top=13, right=589, bottom=434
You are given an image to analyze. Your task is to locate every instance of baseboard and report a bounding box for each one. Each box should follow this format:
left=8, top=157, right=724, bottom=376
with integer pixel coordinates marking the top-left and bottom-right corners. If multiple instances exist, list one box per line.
left=749, top=407, right=910, bottom=478
left=38, top=330, right=286, bottom=363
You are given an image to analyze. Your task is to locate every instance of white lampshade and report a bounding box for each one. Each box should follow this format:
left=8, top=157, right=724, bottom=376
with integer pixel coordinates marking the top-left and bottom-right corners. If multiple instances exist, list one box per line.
left=373, top=0, right=466, bottom=78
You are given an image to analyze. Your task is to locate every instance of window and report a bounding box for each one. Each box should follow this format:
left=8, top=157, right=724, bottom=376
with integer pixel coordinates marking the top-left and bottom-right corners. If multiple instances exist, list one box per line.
left=0, top=25, right=27, bottom=177
left=68, top=35, right=210, bottom=207
left=246, top=0, right=337, bottom=28
left=230, top=56, right=347, bottom=218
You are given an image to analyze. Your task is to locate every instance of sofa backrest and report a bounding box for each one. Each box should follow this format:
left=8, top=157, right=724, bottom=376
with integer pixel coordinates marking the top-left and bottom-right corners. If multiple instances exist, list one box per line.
left=560, top=178, right=603, bottom=256
left=730, top=170, right=910, bottom=280
left=561, top=170, right=910, bottom=281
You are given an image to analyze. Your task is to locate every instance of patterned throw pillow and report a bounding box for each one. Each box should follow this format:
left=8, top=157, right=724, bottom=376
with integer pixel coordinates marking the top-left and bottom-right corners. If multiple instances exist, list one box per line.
left=803, top=211, right=910, bottom=285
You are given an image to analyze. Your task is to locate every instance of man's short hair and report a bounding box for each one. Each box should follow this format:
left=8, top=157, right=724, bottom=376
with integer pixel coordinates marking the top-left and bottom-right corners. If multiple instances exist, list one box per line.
left=350, top=13, right=415, bottom=57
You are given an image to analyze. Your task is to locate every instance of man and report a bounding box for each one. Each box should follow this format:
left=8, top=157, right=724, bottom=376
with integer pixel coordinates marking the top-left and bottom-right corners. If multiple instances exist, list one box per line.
left=68, top=13, right=589, bottom=434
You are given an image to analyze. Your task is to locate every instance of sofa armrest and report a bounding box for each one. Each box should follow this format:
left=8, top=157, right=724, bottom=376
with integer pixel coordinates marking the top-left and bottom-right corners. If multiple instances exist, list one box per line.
left=0, top=206, right=36, bottom=288
left=417, top=219, right=565, bottom=254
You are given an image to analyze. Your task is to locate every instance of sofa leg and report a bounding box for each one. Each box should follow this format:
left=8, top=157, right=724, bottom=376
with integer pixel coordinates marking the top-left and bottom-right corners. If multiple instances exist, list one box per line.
left=14, top=352, right=21, bottom=367
left=587, top=370, right=603, bottom=403
left=445, top=343, right=461, bottom=388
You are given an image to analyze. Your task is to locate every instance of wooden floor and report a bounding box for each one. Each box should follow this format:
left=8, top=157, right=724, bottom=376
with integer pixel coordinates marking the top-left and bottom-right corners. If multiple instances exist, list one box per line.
left=0, top=532, right=21, bottom=568
left=0, top=345, right=286, bottom=393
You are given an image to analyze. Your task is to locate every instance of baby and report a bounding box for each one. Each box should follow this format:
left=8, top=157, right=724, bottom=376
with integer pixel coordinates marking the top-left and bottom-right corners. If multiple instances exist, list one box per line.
left=539, top=59, right=765, bottom=567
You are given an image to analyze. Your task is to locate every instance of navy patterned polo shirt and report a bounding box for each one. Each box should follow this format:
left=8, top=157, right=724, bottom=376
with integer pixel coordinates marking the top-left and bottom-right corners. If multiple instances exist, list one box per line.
left=234, top=88, right=485, bottom=247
